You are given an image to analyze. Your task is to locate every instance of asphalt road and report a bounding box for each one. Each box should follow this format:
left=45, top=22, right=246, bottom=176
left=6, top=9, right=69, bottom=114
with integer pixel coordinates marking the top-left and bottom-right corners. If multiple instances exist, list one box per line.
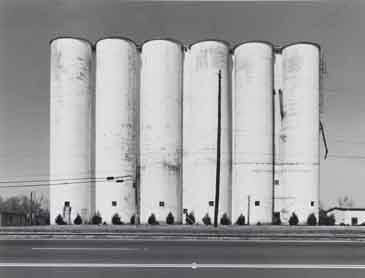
left=1, top=239, right=365, bottom=277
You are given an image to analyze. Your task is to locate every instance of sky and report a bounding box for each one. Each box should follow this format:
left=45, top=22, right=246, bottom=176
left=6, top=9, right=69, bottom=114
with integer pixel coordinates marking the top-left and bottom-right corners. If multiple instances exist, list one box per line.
left=0, top=0, right=362, bottom=209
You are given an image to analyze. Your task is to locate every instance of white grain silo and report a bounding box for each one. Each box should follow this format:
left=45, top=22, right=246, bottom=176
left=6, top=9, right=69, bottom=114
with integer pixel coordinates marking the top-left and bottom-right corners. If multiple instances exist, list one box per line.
left=183, top=40, right=232, bottom=224
left=50, top=37, right=93, bottom=224
left=95, top=37, right=139, bottom=224
left=232, top=42, right=274, bottom=225
left=280, top=42, right=320, bottom=224
left=140, top=39, right=183, bottom=223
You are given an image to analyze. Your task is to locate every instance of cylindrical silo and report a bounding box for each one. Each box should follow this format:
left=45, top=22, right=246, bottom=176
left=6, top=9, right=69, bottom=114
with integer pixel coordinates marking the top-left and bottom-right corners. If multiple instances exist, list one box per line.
left=273, top=51, right=286, bottom=222
left=232, top=42, right=274, bottom=224
left=95, top=37, right=139, bottom=224
left=280, top=42, right=320, bottom=224
left=140, top=39, right=183, bottom=223
left=50, top=37, right=93, bottom=224
left=183, top=40, right=232, bottom=224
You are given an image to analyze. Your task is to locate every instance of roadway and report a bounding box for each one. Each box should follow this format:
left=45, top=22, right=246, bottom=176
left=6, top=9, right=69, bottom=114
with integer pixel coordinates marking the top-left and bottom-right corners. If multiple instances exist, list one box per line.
left=1, top=239, right=365, bottom=277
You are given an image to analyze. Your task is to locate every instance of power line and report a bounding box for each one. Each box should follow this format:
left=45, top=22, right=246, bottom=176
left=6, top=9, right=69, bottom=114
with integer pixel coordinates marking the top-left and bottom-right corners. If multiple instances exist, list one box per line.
left=0, top=176, right=134, bottom=189
left=0, top=174, right=133, bottom=185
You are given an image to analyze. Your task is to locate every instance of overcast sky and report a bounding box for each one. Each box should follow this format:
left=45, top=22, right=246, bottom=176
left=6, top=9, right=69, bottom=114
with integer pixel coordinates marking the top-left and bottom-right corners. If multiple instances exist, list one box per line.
left=0, top=0, right=362, bottom=208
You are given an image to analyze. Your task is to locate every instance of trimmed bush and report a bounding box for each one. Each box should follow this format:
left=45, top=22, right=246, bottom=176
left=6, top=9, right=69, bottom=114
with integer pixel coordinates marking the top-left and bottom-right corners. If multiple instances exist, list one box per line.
left=130, top=214, right=136, bottom=225
left=91, top=212, right=102, bottom=225
left=148, top=213, right=159, bottom=225
left=307, top=213, right=317, bottom=226
left=166, top=212, right=175, bottom=225
left=319, top=210, right=336, bottom=226
left=319, top=210, right=335, bottom=226
left=289, top=212, right=299, bottom=226
left=235, top=214, right=245, bottom=225
left=328, top=214, right=335, bottom=226
left=112, top=213, right=123, bottom=225
left=202, top=213, right=212, bottom=225
left=73, top=214, right=82, bottom=225
left=55, top=214, right=66, bottom=225
left=220, top=213, right=231, bottom=225
left=272, top=214, right=281, bottom=225
left=185, top=212, right=196, bottom=225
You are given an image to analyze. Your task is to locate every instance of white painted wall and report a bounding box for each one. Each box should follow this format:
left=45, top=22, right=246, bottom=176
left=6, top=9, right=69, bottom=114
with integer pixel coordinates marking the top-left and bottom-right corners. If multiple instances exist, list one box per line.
left=50, top=38, right=93, bottom=224
left=280, top=43, right=320, bottom=224
left=95, top=38, right=138, bottom=224
left=232, top=42, right=273, bottom=224
left=183, top=40, right=232, bottom=224
left=330, top=210, right=365, bottom=225
left=140, top=39, right=183, bottom=223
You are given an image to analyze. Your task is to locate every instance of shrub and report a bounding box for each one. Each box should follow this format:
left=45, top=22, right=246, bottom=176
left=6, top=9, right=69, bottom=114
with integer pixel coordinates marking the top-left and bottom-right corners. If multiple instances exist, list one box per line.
left=112, top=213, right=123, bottom=225
left=73, top=214, right=82, bottom=225
left=55, top=214, right=66, bottom=225
left=289, top=213, right=299, bottom=226
left=328, top=214, right=335, bottom=226
left=235, top=214, right=245, bottom=225
left=130, top=214, right=136, bottom=225
left=272, top=214, right=281, bottom=225
left=202, top=213, right=212, bottom=225
left=148, top=213, right=159, bottom=225
left=166, top=212, right=175, bottom=225
left=185, top=212, right=196, bottom=225
left=307, top=213, right=317, bottom=226
left=220, top=213, right=231, bottom=225
left=319, top=210, right=336, bottom=226
left=91, top=212, right=102, bottom=225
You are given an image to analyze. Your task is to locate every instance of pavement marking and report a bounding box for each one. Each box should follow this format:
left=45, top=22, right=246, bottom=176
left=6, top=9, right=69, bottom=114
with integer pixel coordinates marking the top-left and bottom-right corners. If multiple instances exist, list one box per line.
left=31, top=247, right=147, bottom=251
left=2, top=263, right=365, bottom=269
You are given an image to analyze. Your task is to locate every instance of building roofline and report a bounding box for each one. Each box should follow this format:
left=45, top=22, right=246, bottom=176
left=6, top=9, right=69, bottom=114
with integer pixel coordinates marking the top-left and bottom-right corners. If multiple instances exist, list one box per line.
left=325, top=207, right=365, bottom=213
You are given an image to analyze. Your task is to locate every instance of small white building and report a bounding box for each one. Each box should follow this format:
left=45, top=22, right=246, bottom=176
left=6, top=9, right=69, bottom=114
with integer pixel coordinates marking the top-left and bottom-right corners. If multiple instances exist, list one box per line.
left=326, top=207, right=365, bottom=226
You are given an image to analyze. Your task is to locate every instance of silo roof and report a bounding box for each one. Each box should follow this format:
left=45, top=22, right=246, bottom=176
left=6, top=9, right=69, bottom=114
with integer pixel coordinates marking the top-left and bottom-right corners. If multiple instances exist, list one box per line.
left=95, top=36, right=138, bottom=48
left=49, top=36, right=92, bottom=46
left=232, top=40, right=274, bottom=53
left=188, top=39, right=230, bottom=49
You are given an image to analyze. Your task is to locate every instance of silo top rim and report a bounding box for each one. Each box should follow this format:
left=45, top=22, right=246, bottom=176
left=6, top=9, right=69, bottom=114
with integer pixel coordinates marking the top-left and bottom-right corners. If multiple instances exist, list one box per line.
left=188, top=39, right=230, bottom=49
left=49, top=36, right=92, bottom=46
left=95, top=36, right=138, bottom=47
left=142, top=38, right=185, bottom=50
left=232, top=40, right=274, bottom=52
left=281, top=41, right=321, bottom=51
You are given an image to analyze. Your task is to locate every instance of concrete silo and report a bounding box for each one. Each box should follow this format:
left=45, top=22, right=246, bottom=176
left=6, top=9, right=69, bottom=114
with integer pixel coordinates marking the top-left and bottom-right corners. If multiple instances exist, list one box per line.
left=273, top=51, right=286, bottom=222
left=232, top=42, right=274, bottom=224
left=140, top=39, right=183, bottom=223
left=50, top=37, right=93, bottom=224
left=183, top=40, right=232, bottom=224
left=280, top=42, right=320, bottom=224
left=95, top=37, right=139, bottom=224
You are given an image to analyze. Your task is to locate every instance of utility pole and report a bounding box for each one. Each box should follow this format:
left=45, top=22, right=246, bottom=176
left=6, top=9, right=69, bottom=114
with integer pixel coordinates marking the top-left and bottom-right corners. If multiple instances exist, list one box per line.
left=214, top=70, right=222, bottom=228
left=30, top=192, right=33, bottom=225
left=247, top=195, right=250, bottom=225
